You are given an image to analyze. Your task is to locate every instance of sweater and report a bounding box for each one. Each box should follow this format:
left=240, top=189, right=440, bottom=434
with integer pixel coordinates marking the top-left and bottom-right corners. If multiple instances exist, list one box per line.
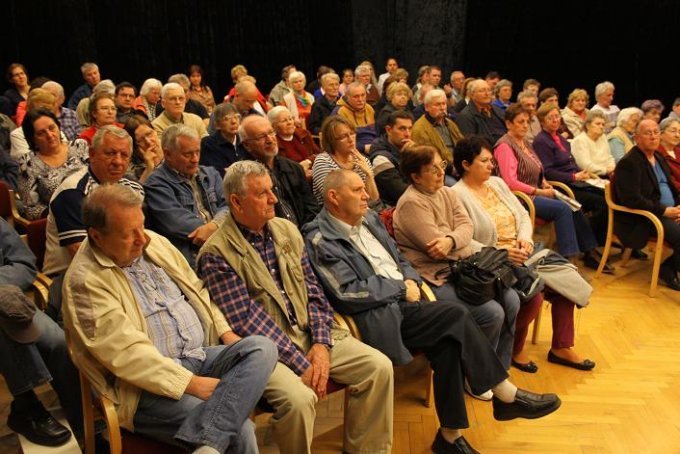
left=571, top=132, right=615, bottom=176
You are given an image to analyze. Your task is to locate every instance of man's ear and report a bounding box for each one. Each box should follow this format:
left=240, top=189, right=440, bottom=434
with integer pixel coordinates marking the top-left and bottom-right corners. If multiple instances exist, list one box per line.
left=229, top=193, right=242, bottom=213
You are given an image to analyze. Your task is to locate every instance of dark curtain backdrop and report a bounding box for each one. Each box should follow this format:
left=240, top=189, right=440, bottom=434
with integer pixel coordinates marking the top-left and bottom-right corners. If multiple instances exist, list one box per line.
left=1, top=0, right=677, bottom=108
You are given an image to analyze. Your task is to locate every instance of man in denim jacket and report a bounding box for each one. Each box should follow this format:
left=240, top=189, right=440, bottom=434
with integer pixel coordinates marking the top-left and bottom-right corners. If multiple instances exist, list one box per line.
left=144, top=124, right=228, bottom=268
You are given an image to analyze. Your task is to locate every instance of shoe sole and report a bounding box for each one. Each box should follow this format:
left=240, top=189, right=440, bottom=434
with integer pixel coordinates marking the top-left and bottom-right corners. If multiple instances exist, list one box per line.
left=494, top=398, right=561, bottom=421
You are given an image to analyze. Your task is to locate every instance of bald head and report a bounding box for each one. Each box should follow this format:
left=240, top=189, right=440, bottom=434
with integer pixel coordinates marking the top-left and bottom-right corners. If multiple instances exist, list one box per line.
left=239, top=115, right=278, bottom=164
left=234, top=80, right=258, bottom=114
left=635, top=119, right=661, bottom=154
left=323, top=170, right=368, bottom=225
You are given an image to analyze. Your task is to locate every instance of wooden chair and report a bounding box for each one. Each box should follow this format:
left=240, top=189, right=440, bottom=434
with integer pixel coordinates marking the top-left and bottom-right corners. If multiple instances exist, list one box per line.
left=595, top=182, right=667, bottom=297
left=0, top=181, right=30, bottom=229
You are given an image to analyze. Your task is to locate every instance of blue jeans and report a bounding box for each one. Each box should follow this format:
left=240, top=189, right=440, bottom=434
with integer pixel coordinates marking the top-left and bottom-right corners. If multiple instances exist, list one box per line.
left=0, top=310, right=83, bottom=436
left=431, top=283, right=519, bottom=370
left=133, top=336, right=277, bottom=453
left=533, top=196, right=597, bottom=257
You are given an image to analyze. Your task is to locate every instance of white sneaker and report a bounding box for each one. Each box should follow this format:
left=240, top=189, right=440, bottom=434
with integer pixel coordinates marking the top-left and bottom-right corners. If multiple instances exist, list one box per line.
left=464, top=380, right=493, bottom=401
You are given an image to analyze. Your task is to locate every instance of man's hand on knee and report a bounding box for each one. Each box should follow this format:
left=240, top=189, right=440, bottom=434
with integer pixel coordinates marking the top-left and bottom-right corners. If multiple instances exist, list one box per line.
left=185, top=375, right=220, bottom=400
left=302, top=344, right=330, bottom=398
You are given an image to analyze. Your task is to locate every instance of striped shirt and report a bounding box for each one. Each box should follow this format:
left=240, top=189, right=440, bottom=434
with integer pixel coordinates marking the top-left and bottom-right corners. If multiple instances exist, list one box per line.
left=311, top=152, right=372, bottom=204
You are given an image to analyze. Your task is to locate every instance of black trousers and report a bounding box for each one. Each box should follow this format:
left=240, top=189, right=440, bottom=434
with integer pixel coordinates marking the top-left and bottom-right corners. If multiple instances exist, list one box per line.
left=569, top=184, right=608, bottom=246
left=399, top=300, right=508, bottom=429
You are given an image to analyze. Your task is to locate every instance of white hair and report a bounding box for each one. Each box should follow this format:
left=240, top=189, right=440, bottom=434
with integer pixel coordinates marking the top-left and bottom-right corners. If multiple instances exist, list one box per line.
left=424, top=88, right=447, bottom=105
left=287, top=71, right=306, bottom=85
left=140, top=78, right=162, bottom=96
left=161, top=82, right=184, bottom=99
left=595, top=81, right=615, bottom=98
left=616, top=107, right=643, bottom=127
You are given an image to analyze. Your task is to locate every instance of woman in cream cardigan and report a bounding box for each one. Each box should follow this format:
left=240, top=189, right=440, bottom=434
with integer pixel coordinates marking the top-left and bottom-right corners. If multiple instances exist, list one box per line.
left=570, top=110, right=615, bottom=176
left=453, top=136, right=595, bottom=372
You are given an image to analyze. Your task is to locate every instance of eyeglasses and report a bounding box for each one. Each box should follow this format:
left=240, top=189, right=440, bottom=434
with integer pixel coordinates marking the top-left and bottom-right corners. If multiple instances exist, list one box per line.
left=640, top=130, right=661, bottom=137
left=665, top=128, right=680, bottom=135
left=221, top=114, right=241, bottom=122
left=98, top=106, right=117, bottom=112
left=426, top=161, right=448, bottom=175
left=246, top=130, right=276, bottom=142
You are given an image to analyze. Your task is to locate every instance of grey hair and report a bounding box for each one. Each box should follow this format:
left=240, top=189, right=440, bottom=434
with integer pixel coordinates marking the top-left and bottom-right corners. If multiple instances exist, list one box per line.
left=161, top=82, right=184, bottom=99
left=424, top=88, right=447, bottom=106
left=287, top=71, right=306, bottom=85
left=354, top=64, right=371, bottom=76
left=594, top=81, right=614, bottom=98
left=83, top=184, right=143, bottom=233
left=223, top=160, right=269, bottom=205
left=161, top=124, right=199, bottom=154
left=517, top=90, right=537, bottom=103
left=41, top=81, right=64, bottom=98
left=168, top=73, right=190, bottom=88
left=616, top=107, right=643, bottom=127
left=213, top=102, right=239, bottom=121
left=235, top=80, right=256, bottom=96
left=92, top=79, right=115, bottom=96
left=641, top=99, right=665, bottom=114
left=80, top=62, right=98, bottom=74
left=92, top=125, right=133, bottom=153
left=322, top=169, right=354, bottom=203
left=320, top=72, right=340, bottom=85
left=660, top=117, right=680, bottom=132
left=468, top=79, right=488, bottom=95
left=140, top=78, right=162, bottom=96
left=346, top=81, right=366, bottom=96
left=267, top=105, right=291, bottom=125
left=584, top=109, right=607, bottom=127
left=493, top=79, right=512, bottom=97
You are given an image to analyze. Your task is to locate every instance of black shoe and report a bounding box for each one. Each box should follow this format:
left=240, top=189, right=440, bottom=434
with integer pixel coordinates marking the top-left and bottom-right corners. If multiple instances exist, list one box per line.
left=547, top=350, right=596, bottom=371
left=631, top=249, right=649, bottom=260
left=7, top=409, right=72, bottom=447
left=659, top=265, right=680, bottom=291
left=511, top=359, right=539, bottom=373
left=583, top=252, right=614, bottom=274
left=432, top=430, right=480, bottom=454
left=492, top=389, right=561, bottom=421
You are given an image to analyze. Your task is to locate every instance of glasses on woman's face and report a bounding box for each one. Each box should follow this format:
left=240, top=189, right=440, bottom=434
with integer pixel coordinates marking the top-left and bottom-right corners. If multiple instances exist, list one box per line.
left=426, top=160, right=447, bottom=175
left=221, top=114, right=241, bottom=123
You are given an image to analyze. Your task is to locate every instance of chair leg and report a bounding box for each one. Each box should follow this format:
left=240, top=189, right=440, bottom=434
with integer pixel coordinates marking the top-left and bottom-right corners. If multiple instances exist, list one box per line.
left=79, top=372, right=96, bottom=454
left=596, top=235, right=614, bottom=277
left=343, top=389, right=349, bottom=452
left=620, top=248, right=633, bottom=267
left=424, top=366, right=434, bottom=408
left=649, top=241, right=665, bottom=298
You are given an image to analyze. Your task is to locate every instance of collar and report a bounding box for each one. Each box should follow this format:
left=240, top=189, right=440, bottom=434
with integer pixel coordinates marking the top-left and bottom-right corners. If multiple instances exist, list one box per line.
left=424, top=112, right=445, bottom=126
left=326, top=211, right=362, bottom=239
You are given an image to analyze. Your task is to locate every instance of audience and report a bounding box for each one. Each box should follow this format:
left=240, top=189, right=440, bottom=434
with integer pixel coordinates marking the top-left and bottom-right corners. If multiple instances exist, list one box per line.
left=561, top=88, right=590, bottom=138
left=492, top=79, right=513, bottom=111
left=187, top=64, right=216, bottom=114
left=269, top=106, right=320, bottom=179
left=333, top=81, right=377, bottom=154
left=133, top=78, right=162, bottom=121
left=281, top=71, right=314, bottom=129
left=590, top=81, right=619, bottom=133
left=308, top=72, right=340, bottom=134
left=78, top=92, right=124, bottom=145
left=457, top=79, right=507, bottom=145
left=200, top=102, right=250, bottom=177
left=41, top=81, right=81, bottom=141
left=375, top=81, right=413, bottom=135
left=571, top=110, right=615, bottom=177
left=67, top=62, right=101, bottom=110
left=152, top=82, right=208, bottom=138
left=268, top=64, right=296, bottom=107
left=658, top=117, right=680, bottom=190
left=4, top=63, right=30, bottom=118
left=607, top=107, right=643, bottom=162
left=114, top=81, right=146, bottom=124
left=10, top=89, right=66, bottom=160
left=123, top=114, right=163, bottom=183
left=517, top=90, right=542, bottom=144
left=355, top=64, right=380, bottom=106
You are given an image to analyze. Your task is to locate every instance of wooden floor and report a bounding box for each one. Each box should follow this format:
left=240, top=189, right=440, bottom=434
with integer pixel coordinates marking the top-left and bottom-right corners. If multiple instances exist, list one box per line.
left=3, top=253, right=680, bottom=453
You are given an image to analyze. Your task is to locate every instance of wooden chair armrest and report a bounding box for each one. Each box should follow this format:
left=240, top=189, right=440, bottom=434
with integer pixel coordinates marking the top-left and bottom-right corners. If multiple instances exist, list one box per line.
left=548, top=180, right=575, bottom=199
left=420, top=282, right=436, bottom=302
left=8, top=188, right=31, bottom=228
left=98, top=394, right=122, bottom=454
left=30, top=275, right=50, bottom=311
left=513, top=191, right=536, bottom=225
left=333, top=312, right=361, bottom=340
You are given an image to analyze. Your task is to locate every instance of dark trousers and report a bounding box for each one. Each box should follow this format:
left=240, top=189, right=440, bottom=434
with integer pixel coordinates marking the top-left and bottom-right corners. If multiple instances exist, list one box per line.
left=399, top=300, right=508, bottom=429
left=569, top=184, right=608, bottom=246
left=660, top=217, right=680, bottom=271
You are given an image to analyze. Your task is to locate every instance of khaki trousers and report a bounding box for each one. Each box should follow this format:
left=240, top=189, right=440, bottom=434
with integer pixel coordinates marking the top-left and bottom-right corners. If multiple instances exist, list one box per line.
left=262, top=334, right=394, bottom=454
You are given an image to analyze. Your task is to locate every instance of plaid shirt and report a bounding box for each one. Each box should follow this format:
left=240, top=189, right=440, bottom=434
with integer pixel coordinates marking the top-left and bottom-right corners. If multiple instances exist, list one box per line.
left=198, top=224, right=333, bottom=375
left=59, top=107, right=82, bottom=142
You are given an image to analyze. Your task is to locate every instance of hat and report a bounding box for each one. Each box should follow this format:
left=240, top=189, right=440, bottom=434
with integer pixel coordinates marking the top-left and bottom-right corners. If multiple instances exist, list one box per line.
left=0, top=285, right=41, bottom=344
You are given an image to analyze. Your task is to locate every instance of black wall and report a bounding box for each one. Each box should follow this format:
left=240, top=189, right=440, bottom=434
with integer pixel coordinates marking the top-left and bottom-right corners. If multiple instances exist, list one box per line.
left=1, top=0, right=677, bottom=109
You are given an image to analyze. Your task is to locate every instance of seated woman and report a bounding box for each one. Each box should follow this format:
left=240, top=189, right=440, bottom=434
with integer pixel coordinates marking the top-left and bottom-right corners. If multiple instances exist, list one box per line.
left=561, top=88, right=590, bottom=138
left=312, top=116, right=379, bottom=205
left=393, top=144, right=521, bottom=374
left=491, top=79, right=513, bottom=111
left=339, top=68, right=354, bottom=96
left=608, top=107, right=642, bottom=162
left=4, top=63, right=30, bottom=120
left=375, top=82, right=413, bottom=136
left=268, top=106, right=320, bottom=180
left=199, top=103, right=249, bottom=177
left=17, top=108, right=88, bottom=220
left=133, top=78, right=162, bottom=121
left=78, top=92, right=123, bottom=145
left=571, top=110, right=615, bottom=177
left=658, top=117, right=680, bottom=191
left=453, top=136, right=595, bottom=371
left=187, top=64, right=216, bottom=115
left=282, top=71, right=314, bottom=129
left=123, top=115, right=163, bottom=183
left=641, top=99, right=665, bottom=123
left=494, top=104, right=607, bottom=271
left=533, top=103, right=609, bottom=247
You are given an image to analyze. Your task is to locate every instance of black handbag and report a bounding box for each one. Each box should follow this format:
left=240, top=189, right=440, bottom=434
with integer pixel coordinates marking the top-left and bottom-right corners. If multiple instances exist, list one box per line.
left=512, top=264, right=545, bottom=303
left=436, top=247, right=517, bottom=305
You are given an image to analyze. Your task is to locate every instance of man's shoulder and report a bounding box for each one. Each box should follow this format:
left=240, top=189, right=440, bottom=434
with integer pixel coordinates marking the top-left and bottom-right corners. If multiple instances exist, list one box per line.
left=51, top=167, right=90, bottom=201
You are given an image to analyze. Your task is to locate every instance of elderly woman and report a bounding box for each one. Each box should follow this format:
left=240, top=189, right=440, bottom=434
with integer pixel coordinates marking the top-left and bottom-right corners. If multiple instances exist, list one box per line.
left=561, top=89, right=590, bottom=137
left=199, top=103, right=248, bottom=177
left=78, top=92, right=123, bottom=145
left=607, top=107, right=643, bottom=162
left=453, top=136, right=595, bottom=371
left=133, top=78, right=162, bottom=121
left=268, top=106, right=320, bottom=179
left=123, top=115, right=163, bottom=183
left=658, top=117, right=680, bottom=191
left=187, top=64, right=216, bottom=115
left=494, top=103, right=606, bottom=270
left=4, top=63, right=30, bottom=118
left=641, top=99, right=665, bottom=123
left=355, top=64, right=380, bottom=106
left=491, top=79, right=513, bottom=111
left=17, top=108, right=89, bottom=220
left=375, top=82, right=413, bottom=135
left=76, top=79, right=115, bottom=128
left=312, top=116, right=379, bottom=204
left=570, top=110, right=615, bottom=177
left=393, top=144, right=521, bottom=373
left=281, top=71, right=314, bottom=130
left=533, top=103, right=609, bottom=247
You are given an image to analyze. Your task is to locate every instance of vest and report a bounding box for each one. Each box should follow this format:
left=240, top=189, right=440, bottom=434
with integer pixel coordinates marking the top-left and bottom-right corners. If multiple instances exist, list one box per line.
left=496, top=134, right=544, bottom=187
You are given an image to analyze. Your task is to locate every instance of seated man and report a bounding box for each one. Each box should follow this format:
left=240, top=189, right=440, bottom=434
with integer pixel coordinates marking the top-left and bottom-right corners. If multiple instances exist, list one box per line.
left=0, top=218, right=81, bottom=447
left=614, top=119, right=680, bottom=291
left=308, top=72, right=340, bottom=134
left=303, top=169, right=561, bottom=454
left=63, top=184, right=277, bottom=453
left=144, top=124, right=228, bottom=268
left=66, top=62, right=100, bottom=110
left=369, top=110, right=415, bottom=206
left=333, top=82, right=377, bottom=154
left=456, top=79, right=507, bottom=145
left=168, top=73, right=210, bottom=121
left=230, top=80, right=263, bottom=118
left=240, top=115, right=319, bottom=227
left=152, top=82, right=208, bottom=139
left=196, top=161, right=394, bottom=454
left=114, top=81, right=147, bottom=124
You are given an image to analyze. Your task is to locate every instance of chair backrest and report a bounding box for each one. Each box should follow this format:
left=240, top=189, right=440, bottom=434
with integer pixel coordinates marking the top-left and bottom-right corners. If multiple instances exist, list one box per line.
left=26, top=217, right=47, bottom=271
left=378, top=206, right=396, bottom=239
left=0, top=180, right=13, bottom=224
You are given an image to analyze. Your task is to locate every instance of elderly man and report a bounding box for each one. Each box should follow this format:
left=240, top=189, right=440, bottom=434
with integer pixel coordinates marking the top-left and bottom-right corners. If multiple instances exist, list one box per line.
left=590, top=81, right=620, bottom=133
left=268, top=64, right=296, bottom=106
left=42, top=81, right=81, bottom=141
left=168, top=73, right=209, bottom=121
left=0, top=218, right=81, bottom=447
left=44, top=126, right=143, bottom=278
left=412, top=88, right=463, bottom=184
left=308, top=72, right=340, bottom=134
left=333, top=82, right=377, bottom=154
left=303, top=170, right=561, bottom=454
left=144, top=124, right=228, bottom=268
left=152, top=82, right=208, bottom=139
left=614, top=119, right=680, bottom=290
left=231, top=80, right=262, bottom=118
left=63, top=184, right=277, bottom=453
left=369, top=110, right=415, bottom=205
left=239, top=115, right=318, bottom=226
left=445, top=70, right=466, bottom=105
left=517, top=90, right=542, bottom=143
left=114, top=81, right=146, bottom=124
left=354, top=64, right=379, bottom=106
left=457, top=79, right=507, bottom=144
left=196, top=161, right=393, bottom=454
left=67, top=62, right=101, bottom=110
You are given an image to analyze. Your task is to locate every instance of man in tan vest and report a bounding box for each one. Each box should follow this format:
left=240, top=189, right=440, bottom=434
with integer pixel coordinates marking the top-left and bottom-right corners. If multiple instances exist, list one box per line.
left=196, top=160, right=394, bottom=454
